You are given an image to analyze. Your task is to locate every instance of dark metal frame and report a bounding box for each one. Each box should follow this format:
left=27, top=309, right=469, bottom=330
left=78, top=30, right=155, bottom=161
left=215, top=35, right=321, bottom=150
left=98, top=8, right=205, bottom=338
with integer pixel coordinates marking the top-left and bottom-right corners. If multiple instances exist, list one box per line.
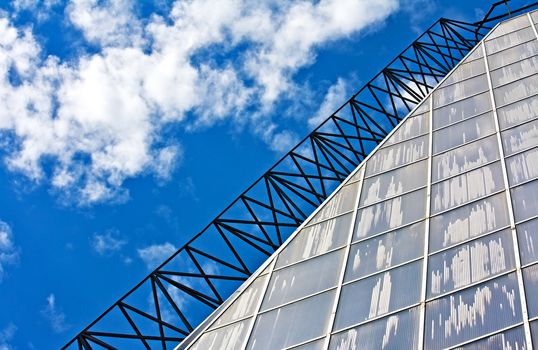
left=63, top=1, right=537, bottom=349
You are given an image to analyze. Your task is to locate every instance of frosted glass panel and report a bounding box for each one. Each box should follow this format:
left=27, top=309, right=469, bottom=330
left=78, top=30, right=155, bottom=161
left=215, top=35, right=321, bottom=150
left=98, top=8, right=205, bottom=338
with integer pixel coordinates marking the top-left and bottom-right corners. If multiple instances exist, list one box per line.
left=433, top=91, right=492, bottom=130
left=431, top=162, right=504, bottom=214
left=360, top=159, right=427, bottom=207
left=498, top=95, right=538, bottom=130
left=429, top=193, right=510, bottom=252
left=262, top=249, right=344, bottom=311
left=355, top=189, right=426, bottom=240
left=442, top=58, right=486, bottom=87
left=190, top=318, right=252, bottom=350
left=487, top=15, right=532, bottom=40
left=485, top=26, right=536, bottom=55
left=277, top=213, right=351, bottom=268
left=427, top=229, right=515, bottom=298
left=491, top=55, right=538, bottom=87
left=434, top=74, right=489, bottom=108
left=507, top=147, right=538, bottom=186
left=383, top=112, right=429, bottom=146
left=425, top=273, right=522, bottom=349
left=290, top=339, right=325, bottom=350
left=489, top=39, right=538, bottom=71
left=345, top=221, right=425, bottom=282
left=512, top=180, right=538, bottom=222
left=329, top=307, right=420, bottom=350
left=366, top=135, right=428, bottom=176
left=532, top=321, right=538, bottom=348
left=347, top=166, right=364, bottom=183
left=523, top=264, right=538, bottom=318
left=311, top=182, right=359, bottom=224
left=433, top=112, right=496, bottom=154
left=334, top=261, right=422, bottom=330
left=454, top=326, right=527, bottom=350
left=494, top=74, right=538, bottom=107
left=502, top=119, right=538, bottom=156
left=432, top=135, right=500, bottom=182
left=517, top=218, right=538, bottom=265
left=247, top=290, right=335, bottom=350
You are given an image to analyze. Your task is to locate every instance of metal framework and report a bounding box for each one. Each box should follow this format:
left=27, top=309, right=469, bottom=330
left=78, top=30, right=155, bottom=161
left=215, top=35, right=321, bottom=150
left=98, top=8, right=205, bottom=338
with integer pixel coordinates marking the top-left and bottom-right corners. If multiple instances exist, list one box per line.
left=63, top=1, right=538, bottom=349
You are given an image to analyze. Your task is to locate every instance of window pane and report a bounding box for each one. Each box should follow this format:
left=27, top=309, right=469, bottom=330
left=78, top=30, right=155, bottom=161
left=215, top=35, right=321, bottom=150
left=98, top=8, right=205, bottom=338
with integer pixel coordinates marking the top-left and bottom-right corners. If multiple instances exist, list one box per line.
left=311, top=182, right=359, bottom=224
left=355, top=189, right=426, bottom=240
left=383, top=112, right=429, bottom=146
left=498, top=95, right=538, bottom=130
left=491, top=55, right=538, bottom=88
left=190, top=318, right=252, bottom=350
left=432, top=135, right=500, bottom=182
left=427, top=229, right=516, bottom=298
left=487, top=15, right=531, bottom=40
left=334, top=261, right=422, bottom=330
left=290, top=339, right=325, bottom=350
left=360, top=159, right=428, bottom=207
left=329, top=307, right=420, bottom=350
left=532, top=320, right=538, bottom=348
left=429, top=193, right=510, bottom=252
left=523, top=264, right=538, bottom=318
left=441, top=58, right=486, bottom=87
left=433, top=74, right=489, bottom=108
left=466, top=46, right=484, bottom=61
left=507, top=147, right=538, bottom=186
left=366, top=135, right=428, bottom=177
left=485, top=26, right=536, bottom=55
left=488, top=38, right=538, bottom=70
left=517, top=218, right=538, bottom=265
left=433, top=112, right=496, bottom=154
left=347, top=166, right=364, bottom=183
left=453, top=326, right=527, bottom=350
left=512, top=180, right=538, bottom=222
left=247, top=290, right=335, bottom=350
left=345, top=221, right=425, bottom=282
left=277, top=213, right=352, bottom=268
left=433, top=91, right=492, bottom=130
left=425, top=273, right=522, bottom=349
left=494, top=73, right=538, bottom=107
left=502, top=119, right=538, bottom=156
left=262, top=249, right=344, bottom=311
left=431, top=162, right=504, bottom=215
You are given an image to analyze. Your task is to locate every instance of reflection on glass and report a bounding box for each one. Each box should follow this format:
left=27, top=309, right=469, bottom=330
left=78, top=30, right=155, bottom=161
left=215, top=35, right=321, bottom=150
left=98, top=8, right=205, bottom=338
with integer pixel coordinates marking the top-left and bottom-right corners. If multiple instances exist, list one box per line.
left=366, top=135, right=428, bottom=177
left=334, top=261, right=422, bottom=330
left=383, top=113, right=429, bottom=146
left=532, top=320, right=538, bottom=348
left=523, top=264, right=538, bottom=318
left=497, top=95, right=538, bottom=130
left=487, top=15, right=532, bottom=40
left=346, top=221, right=424, bottom=282
left=433, top=112, right=496, bottom=154
left=485, top=27, right=536, bottom=55
left=488, top=39, right=538, bottom=71
left=434, top=74, right=488, bottom=108
left=491, top=55, right=538, bottom=88
left=311, top=182, right=359, bottom=224
left=502, top=119, right=538, bottom=156
left=429, top=193, right=510, bottom=252
left=441, top=58, right=486, bottom=87
left=494, top=73, right=538, bottom=107
left=290, top=339, right=325, bottom=350
left=517, top=218, right=538, bottom=265
left=512, top=180, right=538, bottom=222
left=329, top=307, right=420, bottom=350
left=433, top=91, right=492, bottom=130
left=347, top=166, right=364, bottom=183
left=453, top=326, right=527, bottom=350
left=428, top=229, right=515, bottom=298
left=507, top=147, right=538, bottom=186
left=425, top=273, right=522, bottom=349
left=190, top=318, right=252, bottom=350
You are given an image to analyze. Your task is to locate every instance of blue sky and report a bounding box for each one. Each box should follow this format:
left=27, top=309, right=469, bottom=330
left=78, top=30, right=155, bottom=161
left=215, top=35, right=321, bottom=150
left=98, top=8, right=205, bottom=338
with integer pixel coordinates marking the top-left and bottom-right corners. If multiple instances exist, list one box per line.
left=0, top=0, right=495, bottom=348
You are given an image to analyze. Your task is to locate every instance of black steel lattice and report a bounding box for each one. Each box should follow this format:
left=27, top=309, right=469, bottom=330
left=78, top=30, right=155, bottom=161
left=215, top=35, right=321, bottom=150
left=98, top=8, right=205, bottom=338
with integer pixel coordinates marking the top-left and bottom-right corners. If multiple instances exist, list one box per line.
left=63, top=1, right=537, bottom=349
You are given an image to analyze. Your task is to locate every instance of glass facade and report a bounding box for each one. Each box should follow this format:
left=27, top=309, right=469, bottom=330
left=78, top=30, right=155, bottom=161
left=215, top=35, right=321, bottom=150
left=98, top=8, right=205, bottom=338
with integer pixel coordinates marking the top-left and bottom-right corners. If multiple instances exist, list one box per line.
left=180, top=12, right=538, bottom=350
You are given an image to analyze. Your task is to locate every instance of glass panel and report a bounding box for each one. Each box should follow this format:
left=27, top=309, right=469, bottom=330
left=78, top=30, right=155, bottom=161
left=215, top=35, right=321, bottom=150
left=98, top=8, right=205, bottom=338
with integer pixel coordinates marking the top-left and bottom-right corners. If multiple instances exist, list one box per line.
left=247, top=290, right=335, bottom=350
left=360, top=159, right=428, bottom=207
left=429, top=192, right=510, bottom=252
left=413, top=96, right=430, bottom=115
left=485, top=26, right=536, bottom=55
left=466, top=46, right=484, bottom=62
left=532, top=320, right=538, bottom=348
left=329, top=307, right=420, bottom=350
left=355, top=188, right=426, bottom=240
left=334, top=261, right=422, bottom=330
left=210, top=275, right=267, bottom=329
left=310, top=182, right=359, bottom=224
left=433, top=112, right=496, bottom=154
left=427, top=229, right=516, bottom=298
left=365, top=135, right=428, bottom=177
left=190, top=318, right=252, bottom=350
left=502, top=119, right=538, bottom=156
left=491, top=55, right=538, bottom=88
left=289, top=339, right=325, bottom=350
left=507, top=147, right=538, bottom=186
left=487, top=15, right=532, bottom=40
left=494, top=73, right=538, bottom=107
left=512, top=180, right=538, bottom=222
left=425, top=273, right=522, bottom=349
left=432, top=135, right=500, bottom=182
left=262, top=249, right=344, bottom=311
left=347, top=166, right=363, bottom=183
left=345, top=221, right=425, bottom=282
left=433, top=74, right=489, bottom=108
left=441, top=58, right=486, bottom=87
left=488, top=38, right=538, bottom=71
left=383, top=112, right=429, bottom=146
left=433, top=91, right=492, bottom=130
left=453, top=326, right=527, bottom=350
left=431, top=162, right=504, bottom=215
left=498, top=95, right=538, bottom=130
left=523, top=264, right=538, bottom=318
left=533, top=11, right=538, bottom=23
left=517, top=218, right=538, bottom=265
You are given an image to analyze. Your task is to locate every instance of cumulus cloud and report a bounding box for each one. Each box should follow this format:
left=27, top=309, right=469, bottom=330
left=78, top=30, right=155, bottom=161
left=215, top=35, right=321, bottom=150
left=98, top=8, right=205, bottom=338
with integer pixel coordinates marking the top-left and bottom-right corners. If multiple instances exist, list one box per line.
left=0, top=221, right=19, bottom=282
left=0, top=0, right=399, bottom=205
left=309, top=77, right=350, bottom=127
left=90, top=230, right=127, bottom=255
left=137, top=242, right=177, bottom=270
left=41, top=294, right=70, bottom=333
left=0, top=322, right=16, bottom=350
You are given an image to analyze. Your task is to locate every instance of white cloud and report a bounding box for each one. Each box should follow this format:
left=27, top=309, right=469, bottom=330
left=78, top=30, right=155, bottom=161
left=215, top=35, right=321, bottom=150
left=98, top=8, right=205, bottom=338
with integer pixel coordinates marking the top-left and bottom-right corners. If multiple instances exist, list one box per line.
left=309, top=77, right=350, bottom=127
left=41, top=294, right=70, bottom=333
left=0, top=323, right=16, bottom=350
left=0, top=221, right=19, bottom=283
left=137, top=242, right=177, bottom=270
left=90, top=230, right=126, bottom=255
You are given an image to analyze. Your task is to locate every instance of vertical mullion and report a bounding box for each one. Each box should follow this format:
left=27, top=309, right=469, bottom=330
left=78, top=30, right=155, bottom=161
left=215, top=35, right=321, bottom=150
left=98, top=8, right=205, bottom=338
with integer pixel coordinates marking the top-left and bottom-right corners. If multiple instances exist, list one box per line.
left=482, top=34, right=534, bottom=349
left=418, top=95, right=433, bottom=350
left=322, top=166, right=366, bottom=349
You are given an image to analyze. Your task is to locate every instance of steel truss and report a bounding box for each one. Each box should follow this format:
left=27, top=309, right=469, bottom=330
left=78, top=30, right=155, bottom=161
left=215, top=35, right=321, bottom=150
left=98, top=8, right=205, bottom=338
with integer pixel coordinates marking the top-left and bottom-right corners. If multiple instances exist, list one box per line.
left=63, top=1, right=537, bottom=349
